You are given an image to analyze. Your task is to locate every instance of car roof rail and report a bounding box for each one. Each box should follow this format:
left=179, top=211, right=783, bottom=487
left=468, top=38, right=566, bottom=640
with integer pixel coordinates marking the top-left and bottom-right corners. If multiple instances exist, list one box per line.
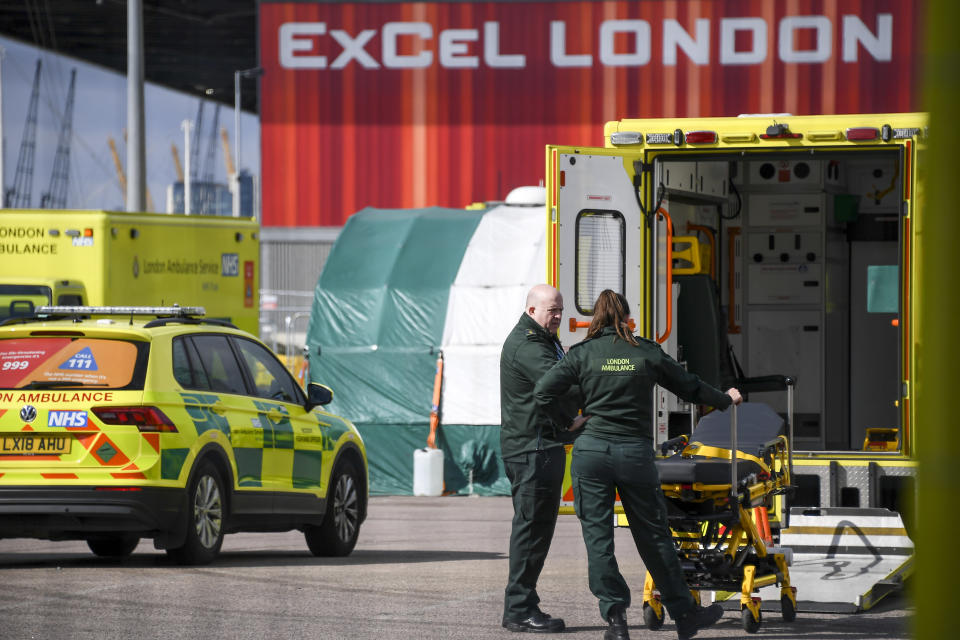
left=143, top=316, right=238, bottom=329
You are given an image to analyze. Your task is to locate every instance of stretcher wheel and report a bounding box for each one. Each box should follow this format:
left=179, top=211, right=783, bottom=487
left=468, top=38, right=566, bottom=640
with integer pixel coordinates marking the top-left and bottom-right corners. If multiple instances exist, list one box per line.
left=643, top=603, right=665, bottom=630
left=741, top=607, right=761, bottom=634
left=781, top=595, right=796, bottom=622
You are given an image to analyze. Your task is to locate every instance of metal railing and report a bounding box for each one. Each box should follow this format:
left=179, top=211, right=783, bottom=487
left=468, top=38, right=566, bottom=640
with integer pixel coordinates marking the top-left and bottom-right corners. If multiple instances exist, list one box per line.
left=259, top=289, right=313, bottom=376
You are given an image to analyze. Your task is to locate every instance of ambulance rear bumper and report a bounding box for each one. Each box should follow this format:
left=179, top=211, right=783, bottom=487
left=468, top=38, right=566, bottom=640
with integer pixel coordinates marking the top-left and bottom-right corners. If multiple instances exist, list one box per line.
left=0, top=486, right=186, bottom=541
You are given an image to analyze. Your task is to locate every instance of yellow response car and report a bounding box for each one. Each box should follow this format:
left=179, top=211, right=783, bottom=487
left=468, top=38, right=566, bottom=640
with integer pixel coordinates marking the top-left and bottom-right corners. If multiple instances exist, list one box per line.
left=0, top=306, right=367, bottom=565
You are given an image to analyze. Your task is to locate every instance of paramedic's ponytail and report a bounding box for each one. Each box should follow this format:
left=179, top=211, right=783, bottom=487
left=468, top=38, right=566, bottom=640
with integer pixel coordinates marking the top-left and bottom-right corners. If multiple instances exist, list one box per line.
left=586, top=290, right=638, bottom=346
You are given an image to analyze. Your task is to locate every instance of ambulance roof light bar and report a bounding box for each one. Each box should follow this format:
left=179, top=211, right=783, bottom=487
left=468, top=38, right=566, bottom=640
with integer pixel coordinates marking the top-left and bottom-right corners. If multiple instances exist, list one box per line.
left=36, top=305, right=207, bottom=317
left=612, top=120, right=922, bottom=147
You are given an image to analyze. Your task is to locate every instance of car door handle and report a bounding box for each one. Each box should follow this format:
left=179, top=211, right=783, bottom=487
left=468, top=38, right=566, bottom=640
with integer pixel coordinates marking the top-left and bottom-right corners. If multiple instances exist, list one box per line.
left=210, top=402, right=227, bottom=416
left=266, top=409, right=285, bottom=421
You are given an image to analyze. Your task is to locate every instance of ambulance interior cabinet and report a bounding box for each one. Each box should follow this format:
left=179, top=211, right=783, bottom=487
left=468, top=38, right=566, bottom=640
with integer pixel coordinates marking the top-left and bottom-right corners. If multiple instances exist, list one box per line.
left=746, top=309, right=823, bottom=448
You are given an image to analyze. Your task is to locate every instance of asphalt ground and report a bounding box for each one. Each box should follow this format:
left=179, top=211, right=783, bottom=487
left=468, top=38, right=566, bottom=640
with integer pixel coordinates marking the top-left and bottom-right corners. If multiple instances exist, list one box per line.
left=0, top=495, right=913, bottom=640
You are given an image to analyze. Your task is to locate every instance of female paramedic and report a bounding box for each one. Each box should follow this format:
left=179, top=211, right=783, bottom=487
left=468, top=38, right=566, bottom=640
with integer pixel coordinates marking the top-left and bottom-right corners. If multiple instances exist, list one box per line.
left=533, top=289, right=742, bottom=640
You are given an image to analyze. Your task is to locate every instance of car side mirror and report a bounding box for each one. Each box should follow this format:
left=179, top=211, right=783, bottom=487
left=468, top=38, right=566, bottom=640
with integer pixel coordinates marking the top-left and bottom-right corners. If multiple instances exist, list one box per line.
left=305, top=382, right=333, bottom=411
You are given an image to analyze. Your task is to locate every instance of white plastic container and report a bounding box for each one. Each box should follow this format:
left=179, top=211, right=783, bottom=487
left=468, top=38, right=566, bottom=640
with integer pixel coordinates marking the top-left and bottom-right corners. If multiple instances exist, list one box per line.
left=413, top=448, right=444, bottom=496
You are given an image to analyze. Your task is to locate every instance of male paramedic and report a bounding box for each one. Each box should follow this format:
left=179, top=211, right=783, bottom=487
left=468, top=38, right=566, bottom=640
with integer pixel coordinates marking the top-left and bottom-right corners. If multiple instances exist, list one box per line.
left=500, top=284, right=587, bottom=633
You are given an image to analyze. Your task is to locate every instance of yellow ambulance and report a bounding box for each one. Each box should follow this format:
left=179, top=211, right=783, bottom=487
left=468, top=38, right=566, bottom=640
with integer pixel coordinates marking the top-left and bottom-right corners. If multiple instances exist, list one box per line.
left=547, top=114, right=922, bottom=612
left=0, top=210, right=259, bottom=334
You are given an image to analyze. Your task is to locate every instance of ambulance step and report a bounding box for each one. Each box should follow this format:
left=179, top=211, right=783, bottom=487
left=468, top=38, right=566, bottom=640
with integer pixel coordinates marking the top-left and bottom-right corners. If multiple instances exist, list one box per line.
left=780, top=507, right=914, bottom=555
left=717, top=507, right=913, bottom=613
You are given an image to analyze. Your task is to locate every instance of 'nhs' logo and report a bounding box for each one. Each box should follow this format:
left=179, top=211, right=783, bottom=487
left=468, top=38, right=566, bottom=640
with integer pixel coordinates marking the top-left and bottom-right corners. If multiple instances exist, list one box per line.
left=48, top=410, right=88, bottom=428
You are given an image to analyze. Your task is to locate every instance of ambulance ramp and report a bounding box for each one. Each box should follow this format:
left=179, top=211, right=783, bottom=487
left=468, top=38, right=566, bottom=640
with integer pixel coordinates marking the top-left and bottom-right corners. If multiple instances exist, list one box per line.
left=755, top=507, right=912, bottom=613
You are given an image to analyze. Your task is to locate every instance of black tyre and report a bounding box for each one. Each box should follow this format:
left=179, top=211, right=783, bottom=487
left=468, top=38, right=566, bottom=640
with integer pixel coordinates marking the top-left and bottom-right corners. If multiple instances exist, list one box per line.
left=167, top=461, right=225, bottom=565
left=741, top=607, right=761, bottom=634
left=642, top=603, right=665, bottom=630
left=305, top=458, right=361, bottom=557
left=781, top=594, right=797, bottom=622
left=87, top=534, right=139, bottom=558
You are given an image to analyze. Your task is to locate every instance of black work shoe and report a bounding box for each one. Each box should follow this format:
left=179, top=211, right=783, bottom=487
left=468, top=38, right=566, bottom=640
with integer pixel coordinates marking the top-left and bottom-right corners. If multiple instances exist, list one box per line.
left=603, top=605, right=629, bottom=640
left=502, top=610, right=566, bottom=633
left=675, top=603, right=724, bottom=640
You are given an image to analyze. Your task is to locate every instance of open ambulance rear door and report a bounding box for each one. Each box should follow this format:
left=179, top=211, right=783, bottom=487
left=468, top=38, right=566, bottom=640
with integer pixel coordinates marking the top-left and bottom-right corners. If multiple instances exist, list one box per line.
left=547, top=146, right=685, bottom=447
left=547, top=145, right=675, bottom=515
left=546, top=146, right=666, bottom=348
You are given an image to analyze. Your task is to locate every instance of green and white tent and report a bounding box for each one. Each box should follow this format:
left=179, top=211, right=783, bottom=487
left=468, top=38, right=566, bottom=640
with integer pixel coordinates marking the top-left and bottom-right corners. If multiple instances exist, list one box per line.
left=306, top=188, right=547, bottom=495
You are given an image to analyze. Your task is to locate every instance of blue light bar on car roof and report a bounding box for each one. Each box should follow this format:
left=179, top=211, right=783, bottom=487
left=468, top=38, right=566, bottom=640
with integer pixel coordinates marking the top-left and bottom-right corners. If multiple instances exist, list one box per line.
left=36, top=306, right=206, bottom=317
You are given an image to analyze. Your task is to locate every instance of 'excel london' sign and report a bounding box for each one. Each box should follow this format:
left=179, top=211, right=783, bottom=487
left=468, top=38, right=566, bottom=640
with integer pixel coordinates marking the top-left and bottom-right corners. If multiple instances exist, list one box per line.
left=279, top=15, right=891, bottom=70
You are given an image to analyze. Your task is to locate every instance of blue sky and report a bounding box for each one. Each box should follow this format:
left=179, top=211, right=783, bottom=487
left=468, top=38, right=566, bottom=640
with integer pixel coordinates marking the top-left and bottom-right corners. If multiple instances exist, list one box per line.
left=1, top=36, right=260, bottom=212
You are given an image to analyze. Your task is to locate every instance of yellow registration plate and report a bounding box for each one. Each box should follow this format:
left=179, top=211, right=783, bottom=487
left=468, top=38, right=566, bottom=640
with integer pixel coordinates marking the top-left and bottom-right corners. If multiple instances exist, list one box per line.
left=0, top=434, right=72, bottom=455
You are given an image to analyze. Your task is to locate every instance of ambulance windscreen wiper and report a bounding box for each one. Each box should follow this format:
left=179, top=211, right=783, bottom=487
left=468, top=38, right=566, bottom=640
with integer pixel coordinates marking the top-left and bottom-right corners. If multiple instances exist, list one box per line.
left=20, top=380, right=110, bottom=389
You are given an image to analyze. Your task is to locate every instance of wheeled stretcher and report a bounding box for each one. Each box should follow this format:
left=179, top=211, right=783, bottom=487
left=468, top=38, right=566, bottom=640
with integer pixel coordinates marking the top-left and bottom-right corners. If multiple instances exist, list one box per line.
left=641, top=399, right=797, bottom=634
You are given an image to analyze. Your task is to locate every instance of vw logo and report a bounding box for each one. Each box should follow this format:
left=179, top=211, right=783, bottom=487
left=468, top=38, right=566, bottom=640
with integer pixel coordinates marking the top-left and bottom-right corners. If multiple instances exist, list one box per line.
left=20, top=405, right=38, bottom=422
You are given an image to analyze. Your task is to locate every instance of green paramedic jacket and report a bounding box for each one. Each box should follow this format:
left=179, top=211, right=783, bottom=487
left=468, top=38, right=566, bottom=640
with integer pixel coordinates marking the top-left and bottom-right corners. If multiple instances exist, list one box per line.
left=500, top=313, right=581, bottom=459
left=534, top=326, right=732, bottom=442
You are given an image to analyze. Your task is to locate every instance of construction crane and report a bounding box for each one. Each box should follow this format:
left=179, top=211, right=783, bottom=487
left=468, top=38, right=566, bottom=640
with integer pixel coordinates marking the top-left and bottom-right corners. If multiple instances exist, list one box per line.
left=220, top=126, right=235, bottom=180
left=190, top=100, right=204, bottom=182
left=107, top=136, right=154, bottom=211
left=171, top=143, right=184, bottom=182
left=201, top=104, right=220, bottom=184
left=199, top=103, right=220, bottom=213
left=107, top=137, right=127, bottom=196
left=41, top=68, right=77, bottom=209
left=6, top=59, right=42, bottom=208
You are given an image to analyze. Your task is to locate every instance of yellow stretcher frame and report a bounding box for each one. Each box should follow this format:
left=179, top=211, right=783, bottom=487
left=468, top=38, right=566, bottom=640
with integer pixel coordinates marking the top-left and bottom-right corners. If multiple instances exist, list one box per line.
left=639, top=405, right=798, bottom=635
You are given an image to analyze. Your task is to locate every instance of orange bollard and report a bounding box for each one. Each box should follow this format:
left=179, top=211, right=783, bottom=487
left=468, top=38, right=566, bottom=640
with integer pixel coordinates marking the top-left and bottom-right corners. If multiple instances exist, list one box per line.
left=426, top=351, right=444, bottom=449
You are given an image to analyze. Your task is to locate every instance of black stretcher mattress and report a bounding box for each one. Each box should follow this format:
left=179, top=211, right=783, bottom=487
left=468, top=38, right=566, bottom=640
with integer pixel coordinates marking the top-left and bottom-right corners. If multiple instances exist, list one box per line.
left=655, top=403, right=785, bottom=485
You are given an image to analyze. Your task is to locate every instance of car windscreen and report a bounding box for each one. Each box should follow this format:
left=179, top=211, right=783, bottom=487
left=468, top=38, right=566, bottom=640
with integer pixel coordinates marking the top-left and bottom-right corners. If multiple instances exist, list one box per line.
left=0, top=337, right=149, bottom=390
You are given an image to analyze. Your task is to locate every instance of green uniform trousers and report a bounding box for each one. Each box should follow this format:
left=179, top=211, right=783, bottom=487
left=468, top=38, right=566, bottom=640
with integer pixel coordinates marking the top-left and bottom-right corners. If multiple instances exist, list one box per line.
left=503, top=447, right=565, bottom=620
left=571, top=434, right=696, bottom=621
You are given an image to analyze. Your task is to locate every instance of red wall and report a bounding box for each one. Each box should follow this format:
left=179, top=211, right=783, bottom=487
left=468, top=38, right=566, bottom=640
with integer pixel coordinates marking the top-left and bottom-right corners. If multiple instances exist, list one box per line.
left=260, top=0, right=923, bottom=227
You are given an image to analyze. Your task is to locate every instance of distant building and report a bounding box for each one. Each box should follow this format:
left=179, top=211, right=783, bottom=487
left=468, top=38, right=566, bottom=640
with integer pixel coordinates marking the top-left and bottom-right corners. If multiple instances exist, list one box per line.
left=236, top=171, right=258, bottom=218
left=165, top=171, right=257, bottom=217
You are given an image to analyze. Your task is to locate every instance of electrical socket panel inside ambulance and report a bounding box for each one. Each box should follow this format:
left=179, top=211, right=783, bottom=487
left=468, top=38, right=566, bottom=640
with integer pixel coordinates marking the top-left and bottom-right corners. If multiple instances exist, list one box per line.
left=847, top=159, right=901, bottom=213
left=749, top=159, right=822, bottom=187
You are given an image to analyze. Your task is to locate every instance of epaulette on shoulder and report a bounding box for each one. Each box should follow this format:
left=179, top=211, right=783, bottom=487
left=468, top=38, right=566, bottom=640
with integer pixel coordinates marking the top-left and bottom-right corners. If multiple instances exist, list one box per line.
left=636, top=335, right=659, bottom=347
left=525, top=329, right=538, bottom=340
